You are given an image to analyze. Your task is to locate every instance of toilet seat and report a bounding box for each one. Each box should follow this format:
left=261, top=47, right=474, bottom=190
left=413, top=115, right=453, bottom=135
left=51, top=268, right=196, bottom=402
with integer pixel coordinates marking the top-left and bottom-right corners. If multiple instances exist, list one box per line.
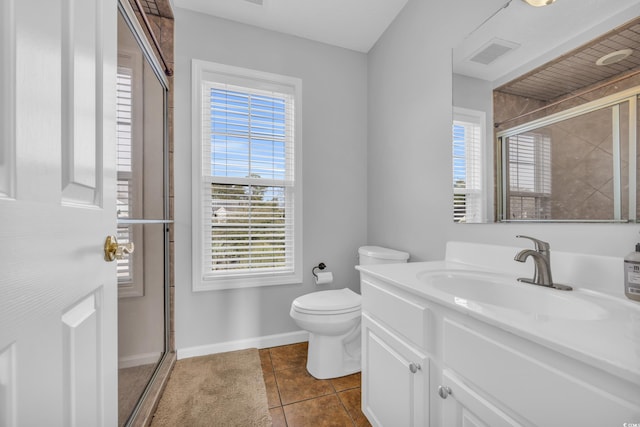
left=292, top=288, right=361, bottom=315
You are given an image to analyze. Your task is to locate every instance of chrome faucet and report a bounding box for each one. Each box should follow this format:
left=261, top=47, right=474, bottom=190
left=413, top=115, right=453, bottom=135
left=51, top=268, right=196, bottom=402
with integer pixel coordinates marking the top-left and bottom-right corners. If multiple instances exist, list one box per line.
left=514, top=235, right=572, bottom=291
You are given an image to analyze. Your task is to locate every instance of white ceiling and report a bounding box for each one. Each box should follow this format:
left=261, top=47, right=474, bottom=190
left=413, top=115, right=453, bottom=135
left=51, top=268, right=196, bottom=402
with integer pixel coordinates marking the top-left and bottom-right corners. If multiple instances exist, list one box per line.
left=173, top=0, right=409, bottom=53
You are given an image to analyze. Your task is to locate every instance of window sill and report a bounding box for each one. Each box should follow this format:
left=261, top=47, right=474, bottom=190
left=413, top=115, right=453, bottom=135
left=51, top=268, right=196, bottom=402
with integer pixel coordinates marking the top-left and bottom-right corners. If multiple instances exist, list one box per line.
left=118, top=281, right=144, bottom=298
left=193, top=272, right=302, bottom=292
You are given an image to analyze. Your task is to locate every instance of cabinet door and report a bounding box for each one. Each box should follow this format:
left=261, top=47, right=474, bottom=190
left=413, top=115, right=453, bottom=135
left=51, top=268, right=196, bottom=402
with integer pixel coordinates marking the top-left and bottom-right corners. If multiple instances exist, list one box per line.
left=443, top=318, right=640, bottom=426
left=362, top=314, right=429, bottom=427
left=441, top=370, right=523, bottom=427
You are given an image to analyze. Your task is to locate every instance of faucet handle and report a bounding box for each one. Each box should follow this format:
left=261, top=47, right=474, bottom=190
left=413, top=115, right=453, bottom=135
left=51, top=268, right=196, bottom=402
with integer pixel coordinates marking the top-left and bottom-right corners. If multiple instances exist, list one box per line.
left=516, top=235, right=550, bottom=253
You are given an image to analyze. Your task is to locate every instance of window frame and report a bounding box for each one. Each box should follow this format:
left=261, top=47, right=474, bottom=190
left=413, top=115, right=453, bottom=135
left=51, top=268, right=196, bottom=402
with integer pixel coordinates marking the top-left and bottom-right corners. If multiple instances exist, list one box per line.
left=452, top=107, right=487, bottom=223
left=191, top=59, right=303, bottom=291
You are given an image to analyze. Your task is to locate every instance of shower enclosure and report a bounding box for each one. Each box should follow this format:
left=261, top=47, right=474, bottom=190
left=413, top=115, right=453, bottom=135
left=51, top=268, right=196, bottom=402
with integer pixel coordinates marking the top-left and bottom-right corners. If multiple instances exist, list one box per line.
left=117, top=1, right=172, bottom=425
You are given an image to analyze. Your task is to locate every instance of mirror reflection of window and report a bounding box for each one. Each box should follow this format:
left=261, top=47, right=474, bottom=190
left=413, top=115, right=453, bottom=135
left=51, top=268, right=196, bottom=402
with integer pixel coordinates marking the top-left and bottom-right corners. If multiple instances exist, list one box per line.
left=452, top=108, right=485, bottom=223
left=117, top=66, right=133, bottom=219
left=116, top=51, right=144, bottom=295
left=505, top=131, right=551, bottom=220
left=117, top=66, right=134, bottom=284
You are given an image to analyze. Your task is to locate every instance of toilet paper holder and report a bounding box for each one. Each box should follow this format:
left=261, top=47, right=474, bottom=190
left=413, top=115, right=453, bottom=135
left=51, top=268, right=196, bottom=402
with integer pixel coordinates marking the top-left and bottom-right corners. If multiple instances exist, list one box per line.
left=312, top=262, right=326, bottom=279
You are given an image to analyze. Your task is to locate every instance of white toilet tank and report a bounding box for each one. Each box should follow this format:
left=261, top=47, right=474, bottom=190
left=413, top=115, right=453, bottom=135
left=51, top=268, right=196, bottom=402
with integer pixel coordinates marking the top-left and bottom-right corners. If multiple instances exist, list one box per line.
left=358, top=246, right=409, bottom=266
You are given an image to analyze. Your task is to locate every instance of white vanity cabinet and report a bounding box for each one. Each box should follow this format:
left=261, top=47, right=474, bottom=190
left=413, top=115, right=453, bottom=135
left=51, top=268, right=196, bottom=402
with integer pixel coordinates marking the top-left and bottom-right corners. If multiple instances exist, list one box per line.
left=438, top=317, right=640, bottom=427
left=359, top=270, right=640, bottom=427
left=360, top=279, right=432, bottom=427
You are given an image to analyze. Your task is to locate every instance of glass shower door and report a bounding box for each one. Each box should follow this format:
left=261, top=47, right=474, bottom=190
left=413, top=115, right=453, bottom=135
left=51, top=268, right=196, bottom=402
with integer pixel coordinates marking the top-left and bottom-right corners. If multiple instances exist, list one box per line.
left=117, top=6, right=170, bottom=426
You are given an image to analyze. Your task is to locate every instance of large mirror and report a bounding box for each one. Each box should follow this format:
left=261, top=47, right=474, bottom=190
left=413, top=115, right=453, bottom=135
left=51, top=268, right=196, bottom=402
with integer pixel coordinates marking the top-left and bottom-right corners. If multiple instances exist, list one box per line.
left=452, top=0, right=640, bottom=223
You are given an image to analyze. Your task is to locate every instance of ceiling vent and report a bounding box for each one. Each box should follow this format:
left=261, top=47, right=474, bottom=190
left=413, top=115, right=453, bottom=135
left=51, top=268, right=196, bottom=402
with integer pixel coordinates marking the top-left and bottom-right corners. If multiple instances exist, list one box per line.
left=468, top=39, right=520, bottom=65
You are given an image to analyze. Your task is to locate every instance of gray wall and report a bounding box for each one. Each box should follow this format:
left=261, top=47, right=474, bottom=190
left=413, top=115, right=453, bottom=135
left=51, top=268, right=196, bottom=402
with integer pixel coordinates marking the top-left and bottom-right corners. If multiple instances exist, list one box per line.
left=174, top=0, right=640, bottom=352
left=452, top=74, right=493, bottom=116
left=367, top=0, right=640, bottom=277
left=173, top=8, right=368, bottom=350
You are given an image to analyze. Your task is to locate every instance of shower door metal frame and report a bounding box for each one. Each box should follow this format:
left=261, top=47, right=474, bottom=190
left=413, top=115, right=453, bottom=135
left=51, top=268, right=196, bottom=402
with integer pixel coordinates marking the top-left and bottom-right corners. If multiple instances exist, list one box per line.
left=117, top=0, right=173, bottom=425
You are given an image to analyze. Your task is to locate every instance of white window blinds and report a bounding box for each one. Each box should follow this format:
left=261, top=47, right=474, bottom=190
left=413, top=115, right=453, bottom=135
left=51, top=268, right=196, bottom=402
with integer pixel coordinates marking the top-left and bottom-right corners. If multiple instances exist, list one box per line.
left=199, top=79, right=297, bottom=281
left=117, top=67, right=134, bottom=283
left=506, top=131, right=551, bottom=220
left=453, top=108, right=485, bottom=223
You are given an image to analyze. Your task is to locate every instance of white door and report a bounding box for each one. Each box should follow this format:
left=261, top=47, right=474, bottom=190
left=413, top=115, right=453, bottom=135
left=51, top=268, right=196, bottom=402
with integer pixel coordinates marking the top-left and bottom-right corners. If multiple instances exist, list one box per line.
left=0, top=0, right=117, bottom=426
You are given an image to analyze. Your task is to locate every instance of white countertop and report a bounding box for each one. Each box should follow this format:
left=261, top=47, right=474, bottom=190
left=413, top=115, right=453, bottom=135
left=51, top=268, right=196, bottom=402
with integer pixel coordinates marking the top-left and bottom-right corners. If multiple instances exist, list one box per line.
left=357, top=259, right=640, bottom=385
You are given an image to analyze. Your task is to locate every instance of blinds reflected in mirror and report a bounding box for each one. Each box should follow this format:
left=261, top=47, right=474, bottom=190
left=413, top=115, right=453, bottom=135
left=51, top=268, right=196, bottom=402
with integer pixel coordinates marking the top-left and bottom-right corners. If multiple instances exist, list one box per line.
left=505, top=132, right=551, bottom=220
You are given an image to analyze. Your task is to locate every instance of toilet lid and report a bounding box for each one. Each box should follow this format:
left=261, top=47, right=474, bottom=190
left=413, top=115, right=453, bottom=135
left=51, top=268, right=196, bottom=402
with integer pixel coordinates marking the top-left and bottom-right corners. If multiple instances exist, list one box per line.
left=292, top=288, right=361, bottom=314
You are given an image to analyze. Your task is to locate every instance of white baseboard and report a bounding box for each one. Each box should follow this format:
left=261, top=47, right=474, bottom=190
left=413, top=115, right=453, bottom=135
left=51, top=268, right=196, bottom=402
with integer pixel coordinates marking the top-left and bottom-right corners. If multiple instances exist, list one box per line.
left=177, top=330, right=309, bottom=360
left=119, top=351, right=162, bottom=369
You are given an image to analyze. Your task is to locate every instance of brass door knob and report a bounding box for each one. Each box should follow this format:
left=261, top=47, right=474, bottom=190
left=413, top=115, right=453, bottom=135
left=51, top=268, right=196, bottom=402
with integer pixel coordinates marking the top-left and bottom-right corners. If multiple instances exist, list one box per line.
left=104, top=235, right=135, bottom=262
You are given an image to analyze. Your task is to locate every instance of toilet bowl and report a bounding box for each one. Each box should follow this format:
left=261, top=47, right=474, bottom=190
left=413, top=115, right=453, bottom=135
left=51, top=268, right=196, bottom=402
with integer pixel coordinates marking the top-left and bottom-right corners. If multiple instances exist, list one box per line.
left=290, top=288, right=362, bottom=379
left=290, top=246, right=410, bottom=379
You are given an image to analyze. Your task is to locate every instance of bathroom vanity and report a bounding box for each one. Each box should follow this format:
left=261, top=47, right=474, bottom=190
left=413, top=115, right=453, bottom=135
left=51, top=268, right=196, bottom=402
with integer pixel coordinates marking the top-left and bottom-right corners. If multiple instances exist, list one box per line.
left=357, top=242, right=640, bottom=427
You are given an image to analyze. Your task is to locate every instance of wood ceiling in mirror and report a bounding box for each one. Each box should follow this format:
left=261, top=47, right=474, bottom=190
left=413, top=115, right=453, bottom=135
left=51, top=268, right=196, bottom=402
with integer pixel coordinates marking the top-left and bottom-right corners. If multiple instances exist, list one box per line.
left=495, top=17, right=640, bottom=102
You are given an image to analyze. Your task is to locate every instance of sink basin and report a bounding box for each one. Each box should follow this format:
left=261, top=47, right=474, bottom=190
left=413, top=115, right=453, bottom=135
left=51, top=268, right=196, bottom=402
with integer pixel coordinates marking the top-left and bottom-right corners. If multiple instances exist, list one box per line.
left=417, top=270, right=607, bottom=320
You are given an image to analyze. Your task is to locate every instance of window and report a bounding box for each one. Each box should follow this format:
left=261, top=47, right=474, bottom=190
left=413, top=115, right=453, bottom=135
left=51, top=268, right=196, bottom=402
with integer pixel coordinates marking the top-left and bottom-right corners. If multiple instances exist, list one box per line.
left=117, top=65, right=134, bottom=283
left=192, top=60, right=302, bottom=291
left=452, top=107, right=485, bottom=223
left=117, top=51, right=144, bottom=297
left=504, top=131, right=552, bottom=220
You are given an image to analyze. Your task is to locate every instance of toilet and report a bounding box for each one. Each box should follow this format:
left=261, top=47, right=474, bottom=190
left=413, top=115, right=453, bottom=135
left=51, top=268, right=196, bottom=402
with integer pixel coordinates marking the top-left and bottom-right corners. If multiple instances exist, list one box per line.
left=290, top=246, right=410, bottom=379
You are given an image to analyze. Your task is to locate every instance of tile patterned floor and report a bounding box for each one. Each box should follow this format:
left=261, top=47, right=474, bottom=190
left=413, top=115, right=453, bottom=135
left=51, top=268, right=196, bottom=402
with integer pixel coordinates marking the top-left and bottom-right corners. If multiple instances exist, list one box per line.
left=260, top=342, right=372, bottom=427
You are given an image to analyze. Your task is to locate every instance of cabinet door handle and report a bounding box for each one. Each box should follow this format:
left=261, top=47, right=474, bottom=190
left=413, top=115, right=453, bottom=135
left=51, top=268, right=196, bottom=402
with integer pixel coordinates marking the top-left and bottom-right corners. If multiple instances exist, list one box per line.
left=409, top=363, right=421, bottom=373
left=438, top=385, right=452, bottom=399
